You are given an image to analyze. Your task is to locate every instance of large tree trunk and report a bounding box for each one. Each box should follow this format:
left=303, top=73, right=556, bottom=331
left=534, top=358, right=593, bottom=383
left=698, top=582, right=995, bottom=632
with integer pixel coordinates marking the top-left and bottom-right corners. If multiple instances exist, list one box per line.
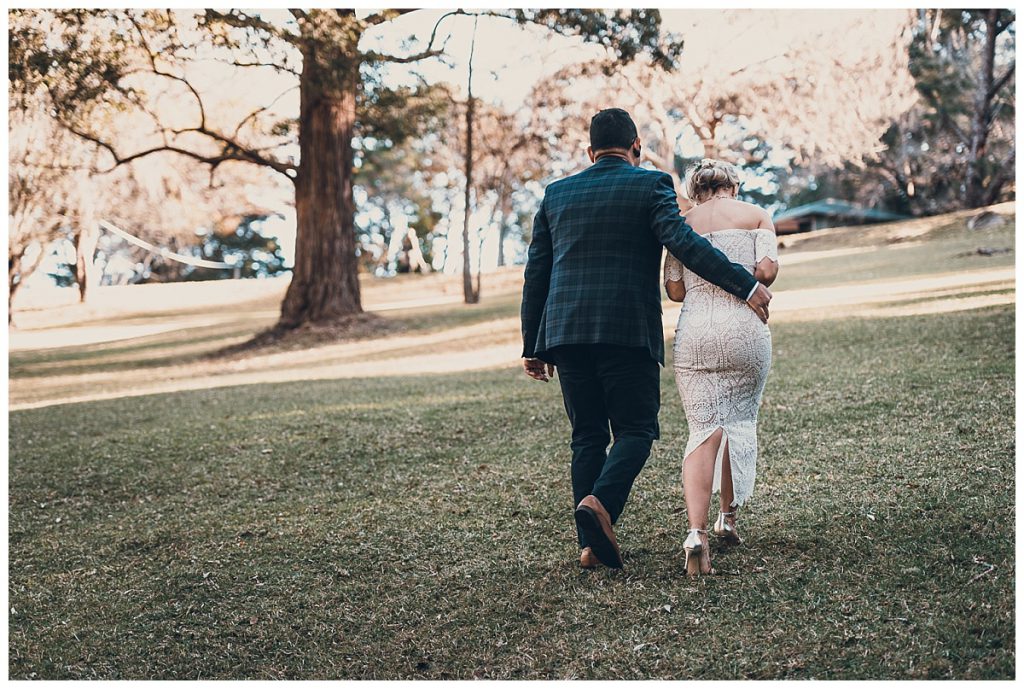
left=278, top=30, right=363, bottom=329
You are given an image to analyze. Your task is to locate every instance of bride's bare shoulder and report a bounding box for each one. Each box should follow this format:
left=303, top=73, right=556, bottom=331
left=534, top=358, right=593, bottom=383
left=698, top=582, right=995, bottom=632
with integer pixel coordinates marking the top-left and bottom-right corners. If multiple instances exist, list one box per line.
left=727, top=199, right=773, bottom=230
left=753, top=207, right=776, bottom=231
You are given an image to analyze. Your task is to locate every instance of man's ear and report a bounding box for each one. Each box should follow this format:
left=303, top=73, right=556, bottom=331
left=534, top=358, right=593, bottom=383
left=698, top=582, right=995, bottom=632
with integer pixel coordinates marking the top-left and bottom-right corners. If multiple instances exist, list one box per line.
left=586, top=146, right=595, bottom=163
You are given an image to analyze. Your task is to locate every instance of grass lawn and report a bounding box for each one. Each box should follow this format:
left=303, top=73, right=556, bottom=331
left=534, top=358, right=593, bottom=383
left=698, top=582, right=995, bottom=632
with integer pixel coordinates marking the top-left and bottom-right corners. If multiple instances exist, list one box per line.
left=772, top=209, right=1015, bottom=291
left=8, top=301, right=1014, bottom=679
left=8, top=204, right=1016, bottom=678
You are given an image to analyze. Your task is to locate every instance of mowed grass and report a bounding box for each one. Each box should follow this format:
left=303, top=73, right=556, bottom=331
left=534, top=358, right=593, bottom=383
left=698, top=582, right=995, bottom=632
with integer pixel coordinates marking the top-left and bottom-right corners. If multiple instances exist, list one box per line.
left=8, top=302, right=1014, bottom=679
left=773, top=211, right=1014, bottom=291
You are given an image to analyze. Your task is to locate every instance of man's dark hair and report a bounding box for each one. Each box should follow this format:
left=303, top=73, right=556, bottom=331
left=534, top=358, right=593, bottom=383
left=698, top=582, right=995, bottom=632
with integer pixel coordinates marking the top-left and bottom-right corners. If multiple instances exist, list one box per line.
left=589, top=108, right=638, bottom=151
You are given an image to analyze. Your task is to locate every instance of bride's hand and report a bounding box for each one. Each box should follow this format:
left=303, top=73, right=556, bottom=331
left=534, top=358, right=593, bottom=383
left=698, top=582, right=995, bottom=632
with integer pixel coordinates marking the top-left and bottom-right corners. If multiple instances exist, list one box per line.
left=754, top=257, right=778, bottom=286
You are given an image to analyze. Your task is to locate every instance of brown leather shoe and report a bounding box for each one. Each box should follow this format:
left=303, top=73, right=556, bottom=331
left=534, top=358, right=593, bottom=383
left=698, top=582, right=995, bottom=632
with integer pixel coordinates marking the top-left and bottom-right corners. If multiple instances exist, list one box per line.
left=574, top=495, right=623, bottom=568
left=579, top=546, right=601, bottom=569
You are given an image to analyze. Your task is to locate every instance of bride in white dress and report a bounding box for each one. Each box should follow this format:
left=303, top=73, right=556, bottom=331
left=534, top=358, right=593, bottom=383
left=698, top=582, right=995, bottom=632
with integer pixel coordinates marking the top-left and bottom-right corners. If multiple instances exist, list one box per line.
left=663, top=158, right=779, bottom=577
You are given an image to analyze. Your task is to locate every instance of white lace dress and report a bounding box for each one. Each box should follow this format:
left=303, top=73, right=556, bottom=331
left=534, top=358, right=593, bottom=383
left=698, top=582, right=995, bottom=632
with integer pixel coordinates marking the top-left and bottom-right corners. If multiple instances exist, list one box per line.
left=664, top=228, right=778, bottom=507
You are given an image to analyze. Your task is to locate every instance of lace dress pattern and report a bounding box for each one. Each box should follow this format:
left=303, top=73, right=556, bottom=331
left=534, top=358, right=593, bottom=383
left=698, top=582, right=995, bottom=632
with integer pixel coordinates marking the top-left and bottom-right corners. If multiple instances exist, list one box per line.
left=664, top=228, right=778, bottom=507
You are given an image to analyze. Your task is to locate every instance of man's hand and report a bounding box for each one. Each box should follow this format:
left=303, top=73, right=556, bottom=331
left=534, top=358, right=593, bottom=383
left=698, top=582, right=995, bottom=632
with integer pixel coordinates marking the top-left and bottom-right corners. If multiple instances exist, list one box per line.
left=746, top=282, right=772, bottom=324
left=524, top=358, right=555, bottom=382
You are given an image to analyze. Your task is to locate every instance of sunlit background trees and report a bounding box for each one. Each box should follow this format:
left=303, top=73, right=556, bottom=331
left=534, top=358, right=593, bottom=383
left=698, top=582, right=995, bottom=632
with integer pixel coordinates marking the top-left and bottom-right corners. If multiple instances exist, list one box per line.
left=7, top=8, right=1015, bottom=330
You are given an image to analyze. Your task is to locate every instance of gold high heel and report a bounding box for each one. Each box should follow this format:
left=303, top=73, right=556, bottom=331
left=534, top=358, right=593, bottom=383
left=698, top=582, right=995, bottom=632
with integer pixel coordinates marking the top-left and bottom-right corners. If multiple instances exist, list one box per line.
left=713, top=510, right=742, bottom=545
left=683, top=528, right=711, bottom=577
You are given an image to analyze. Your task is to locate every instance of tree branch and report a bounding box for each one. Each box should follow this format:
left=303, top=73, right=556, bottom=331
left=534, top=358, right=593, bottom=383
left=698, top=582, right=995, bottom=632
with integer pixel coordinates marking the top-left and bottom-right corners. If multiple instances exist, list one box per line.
left=920, top=83, right=971, bottom=145
left=167, top=124, right=298, bottom=177
left=364, top=9, right=463, bottom=63
left=203, top=9, right=299, bottom=45
left=983, top=148, right=1015, bottom=205
left=989, top=61, right=1015, bottom=100
left=127, top=15, right=208, bottom=131
left=231, top=85, right=299, bottom=140
left=218, top=58, right=301, bottom=77
left=61, top=119, right=298, bottom=181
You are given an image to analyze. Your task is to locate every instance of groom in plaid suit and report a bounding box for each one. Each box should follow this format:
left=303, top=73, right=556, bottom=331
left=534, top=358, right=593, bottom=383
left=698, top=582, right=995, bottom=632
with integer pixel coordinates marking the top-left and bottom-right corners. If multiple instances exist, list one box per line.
left=520, top=108, right=772, bottom=569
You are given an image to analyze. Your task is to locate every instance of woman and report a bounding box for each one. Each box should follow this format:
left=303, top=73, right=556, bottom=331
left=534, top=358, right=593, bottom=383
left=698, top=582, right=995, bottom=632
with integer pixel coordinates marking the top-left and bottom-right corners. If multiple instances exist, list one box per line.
left=664, top=158, right=779, bottom=577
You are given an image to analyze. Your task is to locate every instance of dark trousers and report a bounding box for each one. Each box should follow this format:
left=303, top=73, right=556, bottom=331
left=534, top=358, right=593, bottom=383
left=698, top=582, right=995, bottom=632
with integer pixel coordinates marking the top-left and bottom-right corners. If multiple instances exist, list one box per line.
left=549, top=344, right=661, bottom=548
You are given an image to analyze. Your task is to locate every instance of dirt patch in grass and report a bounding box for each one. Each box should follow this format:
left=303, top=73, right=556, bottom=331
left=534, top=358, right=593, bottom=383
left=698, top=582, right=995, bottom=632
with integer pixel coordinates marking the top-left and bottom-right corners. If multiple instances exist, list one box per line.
left=212, top=312, right=406, bottom=359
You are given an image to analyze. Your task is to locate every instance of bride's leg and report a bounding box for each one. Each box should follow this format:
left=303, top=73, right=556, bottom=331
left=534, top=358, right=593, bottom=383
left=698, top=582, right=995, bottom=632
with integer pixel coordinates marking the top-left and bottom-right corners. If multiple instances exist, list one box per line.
left=683, top=427, right=723, bottom=574
left=682, top=427, right=725, bottom=530
left=719, top=438, right=735, bottom=513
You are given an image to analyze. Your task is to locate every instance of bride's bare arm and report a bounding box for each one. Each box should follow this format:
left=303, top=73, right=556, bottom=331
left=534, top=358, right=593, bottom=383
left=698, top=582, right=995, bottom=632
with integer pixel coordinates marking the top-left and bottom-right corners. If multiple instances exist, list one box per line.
left=753, top=209, right=779, bottom=286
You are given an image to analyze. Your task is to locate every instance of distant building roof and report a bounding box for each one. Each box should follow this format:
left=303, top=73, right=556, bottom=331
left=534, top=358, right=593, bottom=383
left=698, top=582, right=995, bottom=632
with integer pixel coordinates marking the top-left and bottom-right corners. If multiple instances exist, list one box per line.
left=774, top=199, right=908, bottom=224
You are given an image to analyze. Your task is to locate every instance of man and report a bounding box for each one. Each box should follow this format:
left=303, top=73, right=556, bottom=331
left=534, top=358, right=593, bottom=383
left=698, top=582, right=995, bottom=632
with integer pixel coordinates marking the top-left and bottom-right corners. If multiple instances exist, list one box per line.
left=520, top=108, right=772, bottom=569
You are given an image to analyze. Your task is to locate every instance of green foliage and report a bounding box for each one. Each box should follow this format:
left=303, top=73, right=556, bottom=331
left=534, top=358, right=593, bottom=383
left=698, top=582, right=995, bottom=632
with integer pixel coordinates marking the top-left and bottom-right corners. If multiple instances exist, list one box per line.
left=357, top=77, right=449, bottom=148
left=9, top=10, right=146, bottom=122
left=909, top=10, right=1015, bottom=122
left=184, top=215, right=288, bottom=281
left=882, top=9, right=1014, bottom=212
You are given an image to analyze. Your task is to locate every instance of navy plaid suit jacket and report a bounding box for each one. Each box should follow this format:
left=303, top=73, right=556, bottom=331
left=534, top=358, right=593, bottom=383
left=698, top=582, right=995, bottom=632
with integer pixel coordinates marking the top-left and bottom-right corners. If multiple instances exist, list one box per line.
left=521, top=156, right=758, bottom=365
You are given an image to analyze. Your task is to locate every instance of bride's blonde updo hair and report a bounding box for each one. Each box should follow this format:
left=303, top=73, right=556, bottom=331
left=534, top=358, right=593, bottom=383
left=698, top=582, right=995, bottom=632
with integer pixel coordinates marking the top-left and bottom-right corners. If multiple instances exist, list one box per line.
left=686, top=158, right=740, bottom=204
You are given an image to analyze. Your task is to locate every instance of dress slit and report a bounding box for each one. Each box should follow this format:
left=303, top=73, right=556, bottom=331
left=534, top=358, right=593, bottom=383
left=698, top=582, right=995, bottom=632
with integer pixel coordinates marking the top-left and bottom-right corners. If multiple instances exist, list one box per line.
left=669, top=228, right=775, bottom=513
left=681, top=425, right=732, bottom=504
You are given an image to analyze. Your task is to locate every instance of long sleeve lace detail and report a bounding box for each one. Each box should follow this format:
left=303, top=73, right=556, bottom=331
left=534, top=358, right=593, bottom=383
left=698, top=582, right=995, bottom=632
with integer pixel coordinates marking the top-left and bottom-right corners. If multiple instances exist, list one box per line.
left=664, top=252, right=685, bottom=282
left=754, top=229, right=779, bottom=264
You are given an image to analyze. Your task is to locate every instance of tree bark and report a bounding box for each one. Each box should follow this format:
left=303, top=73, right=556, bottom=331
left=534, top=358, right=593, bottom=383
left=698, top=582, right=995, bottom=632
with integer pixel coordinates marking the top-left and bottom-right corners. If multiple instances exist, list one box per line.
left=462, top=17, right=480, bottom=304
left=278, top=25, right=363, bottom=329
